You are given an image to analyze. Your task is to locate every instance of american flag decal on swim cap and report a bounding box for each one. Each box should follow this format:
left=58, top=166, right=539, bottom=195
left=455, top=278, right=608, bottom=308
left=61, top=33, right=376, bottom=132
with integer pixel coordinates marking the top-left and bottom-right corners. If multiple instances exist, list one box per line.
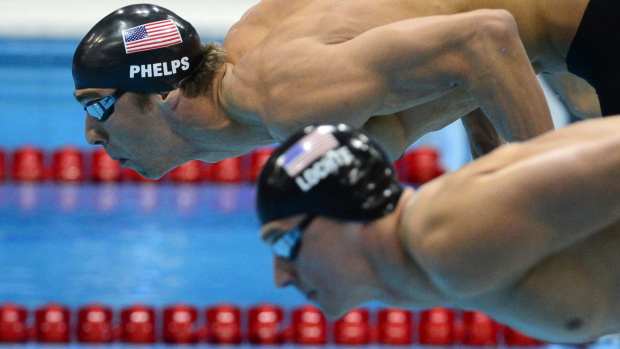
left=122, top=19, right=182, bottom=54
left=281, top=129, right=339, bottom=177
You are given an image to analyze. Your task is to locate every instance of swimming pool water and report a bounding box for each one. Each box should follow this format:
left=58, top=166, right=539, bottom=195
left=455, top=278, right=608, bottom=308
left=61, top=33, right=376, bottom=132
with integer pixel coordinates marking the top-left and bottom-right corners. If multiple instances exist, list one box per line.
left=0, top=183, right=304, bottom=308
left=0, top=183, right=616, bottom=348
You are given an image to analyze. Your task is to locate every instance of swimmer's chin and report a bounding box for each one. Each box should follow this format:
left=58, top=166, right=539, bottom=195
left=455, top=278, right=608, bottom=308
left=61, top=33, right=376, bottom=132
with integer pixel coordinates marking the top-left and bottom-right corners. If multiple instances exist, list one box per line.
left=122, top=161, right=166, bottom=180
left=137, top=168, right=167, bottom=180
left=324, top=307, right=355, bottom=321
left=314, top=301, right=355, bottom=321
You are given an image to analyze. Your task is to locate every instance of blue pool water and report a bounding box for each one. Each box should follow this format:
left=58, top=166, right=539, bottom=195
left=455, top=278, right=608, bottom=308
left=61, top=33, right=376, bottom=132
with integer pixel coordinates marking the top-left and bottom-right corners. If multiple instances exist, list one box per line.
left=0, top=183, right=616, bottom=349
left=0, top=183, right=305, bottom=309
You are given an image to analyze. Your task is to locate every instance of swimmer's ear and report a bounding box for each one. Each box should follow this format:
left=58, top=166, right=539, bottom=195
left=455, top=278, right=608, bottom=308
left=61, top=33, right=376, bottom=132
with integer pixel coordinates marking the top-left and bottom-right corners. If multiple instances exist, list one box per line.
left=157, top=89, right=181, bottom=110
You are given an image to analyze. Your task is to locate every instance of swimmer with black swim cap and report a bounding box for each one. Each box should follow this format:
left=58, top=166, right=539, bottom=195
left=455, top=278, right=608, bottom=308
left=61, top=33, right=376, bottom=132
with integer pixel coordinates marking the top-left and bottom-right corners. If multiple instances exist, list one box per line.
left=72, top=4, right=238, bottom=179
left=257, top=124, right=403, bottom=228
left=74, top=0, right=559, bottom=183
left=257, top=119, right=620, bottom=344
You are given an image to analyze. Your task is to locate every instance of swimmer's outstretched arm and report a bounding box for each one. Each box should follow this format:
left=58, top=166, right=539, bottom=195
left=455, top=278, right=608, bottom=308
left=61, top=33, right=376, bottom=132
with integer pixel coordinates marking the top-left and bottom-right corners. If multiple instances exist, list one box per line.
left=258, top=9, right=553, bottom=142
left=403, top=117, right=620, bottom=297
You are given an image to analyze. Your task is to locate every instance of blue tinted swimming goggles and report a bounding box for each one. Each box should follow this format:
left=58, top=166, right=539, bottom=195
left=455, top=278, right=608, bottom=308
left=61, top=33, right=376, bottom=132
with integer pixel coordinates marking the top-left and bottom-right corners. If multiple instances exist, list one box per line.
left=84, top=90, right=126, bottom=121
left=270, top=216, right=315, bottom=261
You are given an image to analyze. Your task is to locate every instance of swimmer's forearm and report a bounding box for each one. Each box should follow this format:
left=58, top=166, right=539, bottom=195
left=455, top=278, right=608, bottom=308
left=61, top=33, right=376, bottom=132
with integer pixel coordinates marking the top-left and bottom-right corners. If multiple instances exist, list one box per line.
left=374, top=10, right=553, bottom=142
left=461, top=108, right=506, bottom=158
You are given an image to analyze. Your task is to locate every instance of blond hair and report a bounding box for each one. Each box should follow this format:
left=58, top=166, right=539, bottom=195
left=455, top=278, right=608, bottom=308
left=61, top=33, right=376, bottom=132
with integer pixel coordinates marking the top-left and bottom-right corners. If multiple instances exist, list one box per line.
left=181, top=42, right=227, bottom=98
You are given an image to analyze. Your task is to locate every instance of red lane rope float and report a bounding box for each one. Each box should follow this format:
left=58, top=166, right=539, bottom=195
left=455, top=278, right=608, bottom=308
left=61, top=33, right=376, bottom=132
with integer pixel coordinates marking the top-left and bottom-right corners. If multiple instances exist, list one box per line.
left=0, top=302, right=544, bottom=346
left=0, top=146, right=446, bottom=185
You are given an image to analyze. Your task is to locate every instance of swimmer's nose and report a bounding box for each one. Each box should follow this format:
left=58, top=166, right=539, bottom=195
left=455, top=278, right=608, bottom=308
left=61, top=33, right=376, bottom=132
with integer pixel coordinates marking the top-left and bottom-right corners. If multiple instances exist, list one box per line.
left=274, top=256, right=297, bottom=288
left=85, top=116, right=108, bottom=146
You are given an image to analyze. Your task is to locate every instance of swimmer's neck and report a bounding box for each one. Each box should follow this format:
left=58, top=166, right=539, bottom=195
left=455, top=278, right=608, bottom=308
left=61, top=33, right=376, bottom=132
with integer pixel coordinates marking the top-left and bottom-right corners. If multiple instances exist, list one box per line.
left=217, top=63, right=267, bottom=126
left=165, top=64, right=275, bottom=162
left=361, top=188, right=447, bottom=308
left=172, top=63, right=264, bottom=129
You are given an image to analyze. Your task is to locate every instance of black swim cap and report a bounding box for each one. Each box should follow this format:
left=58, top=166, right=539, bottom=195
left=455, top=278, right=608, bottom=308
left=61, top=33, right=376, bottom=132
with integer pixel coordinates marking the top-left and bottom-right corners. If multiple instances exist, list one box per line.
left=72, top=4, right=203, bottom=93
left=257, top=124, right=403, bottom=225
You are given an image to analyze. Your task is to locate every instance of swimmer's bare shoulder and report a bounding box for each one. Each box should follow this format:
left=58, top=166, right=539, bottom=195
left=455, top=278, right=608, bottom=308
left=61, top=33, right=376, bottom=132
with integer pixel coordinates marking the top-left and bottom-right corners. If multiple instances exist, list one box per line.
left=223, top=0, right=314, bottom=62
left=399, top=117, right=620, bottom=296
left=401, top=186, right=620, bottom=343
left=396, top=118, right=620, bottom=342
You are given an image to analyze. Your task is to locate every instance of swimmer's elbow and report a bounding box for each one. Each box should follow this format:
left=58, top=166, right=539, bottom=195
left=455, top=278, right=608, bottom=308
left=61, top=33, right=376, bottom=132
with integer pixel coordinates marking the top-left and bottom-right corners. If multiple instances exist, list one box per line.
left=457, top=10, right=522, bottom=81
left=471, top=9, right=519, bottom=42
